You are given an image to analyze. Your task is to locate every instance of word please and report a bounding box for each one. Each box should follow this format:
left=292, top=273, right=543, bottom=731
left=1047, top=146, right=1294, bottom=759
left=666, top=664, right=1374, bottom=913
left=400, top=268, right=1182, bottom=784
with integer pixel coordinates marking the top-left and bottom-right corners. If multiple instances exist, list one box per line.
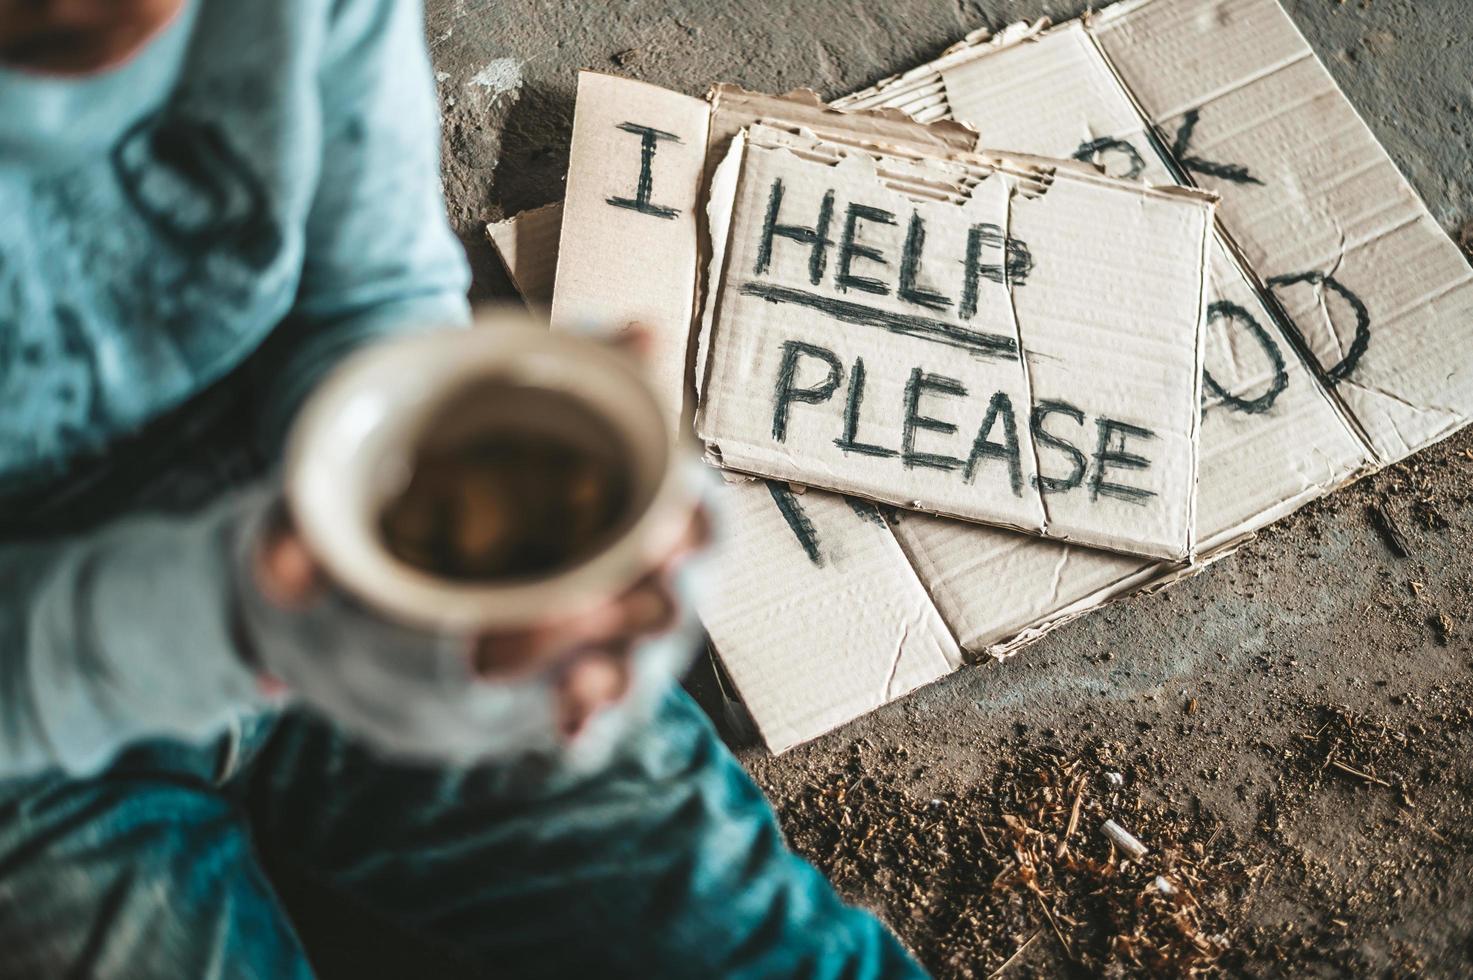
left=771, top=340, right=1158, bottom=503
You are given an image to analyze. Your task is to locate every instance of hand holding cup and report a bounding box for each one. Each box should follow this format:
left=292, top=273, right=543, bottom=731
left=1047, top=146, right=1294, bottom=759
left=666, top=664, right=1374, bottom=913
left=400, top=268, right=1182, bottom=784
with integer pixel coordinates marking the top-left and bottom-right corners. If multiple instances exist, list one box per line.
left=251, top=311, right=710, bottom=751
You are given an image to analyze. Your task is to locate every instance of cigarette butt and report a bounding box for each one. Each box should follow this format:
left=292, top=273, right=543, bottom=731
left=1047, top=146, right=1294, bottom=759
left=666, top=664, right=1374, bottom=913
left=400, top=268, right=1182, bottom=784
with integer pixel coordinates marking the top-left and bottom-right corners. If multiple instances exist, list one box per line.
left=1102, top=819, right=1149, bottom=860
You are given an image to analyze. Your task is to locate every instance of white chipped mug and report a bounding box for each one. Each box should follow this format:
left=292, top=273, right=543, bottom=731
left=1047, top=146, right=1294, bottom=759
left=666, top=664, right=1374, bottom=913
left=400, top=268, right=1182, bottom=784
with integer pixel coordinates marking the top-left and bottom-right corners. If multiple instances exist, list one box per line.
left=283, top=308, right=695, bottom=634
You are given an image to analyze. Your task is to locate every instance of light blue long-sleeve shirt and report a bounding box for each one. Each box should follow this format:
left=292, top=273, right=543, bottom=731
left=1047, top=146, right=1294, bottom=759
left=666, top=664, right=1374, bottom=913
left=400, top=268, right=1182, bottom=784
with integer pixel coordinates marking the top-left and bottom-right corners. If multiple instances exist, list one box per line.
left=0, top=0, right=471, bottom=776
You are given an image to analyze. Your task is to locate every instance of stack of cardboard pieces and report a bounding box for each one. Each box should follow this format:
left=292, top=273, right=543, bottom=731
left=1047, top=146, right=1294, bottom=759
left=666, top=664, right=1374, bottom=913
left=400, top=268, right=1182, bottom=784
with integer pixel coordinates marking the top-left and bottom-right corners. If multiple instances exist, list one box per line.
left=487, top=0, right=1473, bottom=753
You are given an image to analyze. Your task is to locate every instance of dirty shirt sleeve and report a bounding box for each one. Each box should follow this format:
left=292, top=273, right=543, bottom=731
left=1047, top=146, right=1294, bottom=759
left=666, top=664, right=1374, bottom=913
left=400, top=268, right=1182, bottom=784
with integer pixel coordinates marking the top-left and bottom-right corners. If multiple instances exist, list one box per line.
left=253, top=0, right=472, bottom=451
left=0, top=490, right=275, bottom=779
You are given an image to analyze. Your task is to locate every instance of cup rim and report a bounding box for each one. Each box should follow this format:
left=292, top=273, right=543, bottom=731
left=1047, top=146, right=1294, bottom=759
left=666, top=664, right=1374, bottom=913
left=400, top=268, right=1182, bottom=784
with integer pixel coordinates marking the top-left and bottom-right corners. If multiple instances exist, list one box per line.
left=284, top=321, right=689, bottom=633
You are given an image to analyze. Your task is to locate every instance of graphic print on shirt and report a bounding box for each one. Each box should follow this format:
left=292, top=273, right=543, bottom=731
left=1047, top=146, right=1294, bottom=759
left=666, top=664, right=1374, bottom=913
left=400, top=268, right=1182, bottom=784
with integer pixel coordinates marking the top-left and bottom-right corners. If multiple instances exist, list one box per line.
left=0, top=251, right=112, bottom=488
left=112, top=109, right=284, bottom=273
left=0, top=98, right=294, bottom=492
left=99, top=103, right=292, bottom=373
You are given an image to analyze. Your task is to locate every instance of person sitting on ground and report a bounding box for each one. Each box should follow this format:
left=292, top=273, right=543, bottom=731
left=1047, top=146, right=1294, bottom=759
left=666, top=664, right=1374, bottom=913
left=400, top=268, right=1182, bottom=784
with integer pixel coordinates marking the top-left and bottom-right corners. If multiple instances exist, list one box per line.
left=0, top=0, right=925, bottom=976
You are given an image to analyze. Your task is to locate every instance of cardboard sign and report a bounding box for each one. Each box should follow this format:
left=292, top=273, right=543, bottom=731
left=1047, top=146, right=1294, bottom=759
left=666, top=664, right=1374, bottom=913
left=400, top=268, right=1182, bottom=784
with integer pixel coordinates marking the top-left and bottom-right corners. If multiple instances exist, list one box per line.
left=486, top=201, right=562, bottom=317
left=525, top=0, right=1473, bottom=754
left=695, top=127, right=1214, bottom=561
left=821, top=0, right=1471, bottom=687
left=835, top=8, right=1387, bottom=653
left=1090, top=0, right=1473, bottom=464
left=548, top=72, right=710, bottom=425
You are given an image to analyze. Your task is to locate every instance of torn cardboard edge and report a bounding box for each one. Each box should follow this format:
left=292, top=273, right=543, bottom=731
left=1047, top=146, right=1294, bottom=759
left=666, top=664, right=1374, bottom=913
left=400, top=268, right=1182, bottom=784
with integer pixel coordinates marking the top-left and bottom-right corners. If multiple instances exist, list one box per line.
left=693, top=122, right=1215, bottom=561
left=539, top=70, right=1219, bottom=564
left=829, top=19, right=1053, bottom=125
left=601, top=71, right=1219, bottom=561
left=499, top=72, right=1267, bottom=747
left=486, top=201, right=563, bottom=317
left=830, top=0, right=1388, bottom=650
left=818, top=0, right=1470, bottom=601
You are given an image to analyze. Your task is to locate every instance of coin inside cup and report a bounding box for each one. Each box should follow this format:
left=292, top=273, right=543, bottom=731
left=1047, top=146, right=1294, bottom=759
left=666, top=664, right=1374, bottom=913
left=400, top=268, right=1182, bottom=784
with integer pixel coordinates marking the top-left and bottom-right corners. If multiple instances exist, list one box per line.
left=377, top=380, right=639, bottom=584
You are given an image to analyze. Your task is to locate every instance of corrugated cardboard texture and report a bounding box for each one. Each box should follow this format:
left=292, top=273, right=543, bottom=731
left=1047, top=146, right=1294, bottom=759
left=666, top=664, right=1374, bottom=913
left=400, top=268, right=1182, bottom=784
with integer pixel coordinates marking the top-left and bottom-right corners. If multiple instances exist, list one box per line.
left=701, top=479, right=962, bottom=752
left=704, top=84, right=982, bottom=164
left=695, top=128, right=1212, bottom=560
left=1090, top=0, right=1473, bottom=464
left=485, top=201, right=562, bottom=316
left=838, top=6, right=1376, bottom=655
left=549, top=71, right=711, bottom=425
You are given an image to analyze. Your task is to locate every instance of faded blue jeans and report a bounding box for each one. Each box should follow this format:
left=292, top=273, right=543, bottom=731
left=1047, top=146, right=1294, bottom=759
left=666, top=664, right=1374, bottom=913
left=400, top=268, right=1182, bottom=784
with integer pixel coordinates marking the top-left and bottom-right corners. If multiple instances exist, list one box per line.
left=0, top=682, right=924, bottom=979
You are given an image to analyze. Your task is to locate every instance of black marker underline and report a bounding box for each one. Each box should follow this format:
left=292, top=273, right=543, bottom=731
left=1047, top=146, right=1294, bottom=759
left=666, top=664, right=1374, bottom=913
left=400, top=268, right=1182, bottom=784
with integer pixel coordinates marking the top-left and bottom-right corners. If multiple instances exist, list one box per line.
left=738, top=281, right=1018, bottom=360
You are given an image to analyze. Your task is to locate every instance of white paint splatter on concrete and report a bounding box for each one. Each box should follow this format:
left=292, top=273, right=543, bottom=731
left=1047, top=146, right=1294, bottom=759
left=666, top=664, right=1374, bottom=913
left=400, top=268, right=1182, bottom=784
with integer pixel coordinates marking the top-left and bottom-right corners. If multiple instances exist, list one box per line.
left=467, top=58, right=524, bottom=101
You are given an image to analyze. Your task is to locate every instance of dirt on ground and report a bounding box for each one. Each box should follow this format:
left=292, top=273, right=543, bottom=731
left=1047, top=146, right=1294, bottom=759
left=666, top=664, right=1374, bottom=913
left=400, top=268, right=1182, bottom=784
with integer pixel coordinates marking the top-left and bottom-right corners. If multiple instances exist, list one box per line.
left=742, top=428, right=1473, bottom=977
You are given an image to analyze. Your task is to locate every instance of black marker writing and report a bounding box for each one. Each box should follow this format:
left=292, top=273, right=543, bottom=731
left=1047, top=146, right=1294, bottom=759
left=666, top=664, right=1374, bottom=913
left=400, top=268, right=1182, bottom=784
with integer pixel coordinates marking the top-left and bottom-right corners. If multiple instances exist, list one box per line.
left=959, top=223, right=1034, bottom=320
left=740, top=282, right=1017, bottom=359
left=606, top=122, right=683, bottom=219
left=1265, top=270, right=1370, bottom=383
left=772, top=340, right=842, bottom=442
left=902, top=369, right=966, bottom=472
left=754, top=178, right=834, bottom=286
left=835, top=356, right=898, bottom=458
left=1072, top=137, right=1147, bottom=180
left=1171, top=109, right=1262, bottom=186
left=836, top=204, right=894, bottom=295
left=761, top=337, right=1162, bottom=507
left=1089, top=419, right=1156, bottom=503
left=963, top=391, right=1022, bottom=496
left=898, top=211, right=952, bottom=312
left=847, top=497, right=889, bottom=528
left=1030, top=400, right=1088, bottom=493
left=1202, top=300, right=1288, bottom=414
left=766, top=481, right=823, bottom=566
left=1074, top=113, right=1262, bottom=187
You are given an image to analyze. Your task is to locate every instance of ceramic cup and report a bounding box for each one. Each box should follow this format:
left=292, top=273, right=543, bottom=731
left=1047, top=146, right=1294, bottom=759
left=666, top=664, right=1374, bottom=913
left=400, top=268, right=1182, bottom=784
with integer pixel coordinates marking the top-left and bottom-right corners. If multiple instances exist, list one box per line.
left=283, top=308, right=693, bottom=634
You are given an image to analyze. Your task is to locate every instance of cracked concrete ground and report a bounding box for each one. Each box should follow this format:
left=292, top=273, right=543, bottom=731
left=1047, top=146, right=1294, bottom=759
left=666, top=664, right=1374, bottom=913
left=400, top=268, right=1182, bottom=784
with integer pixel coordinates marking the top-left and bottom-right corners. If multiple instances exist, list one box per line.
left=426, top=0, right=1473, bottom=974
